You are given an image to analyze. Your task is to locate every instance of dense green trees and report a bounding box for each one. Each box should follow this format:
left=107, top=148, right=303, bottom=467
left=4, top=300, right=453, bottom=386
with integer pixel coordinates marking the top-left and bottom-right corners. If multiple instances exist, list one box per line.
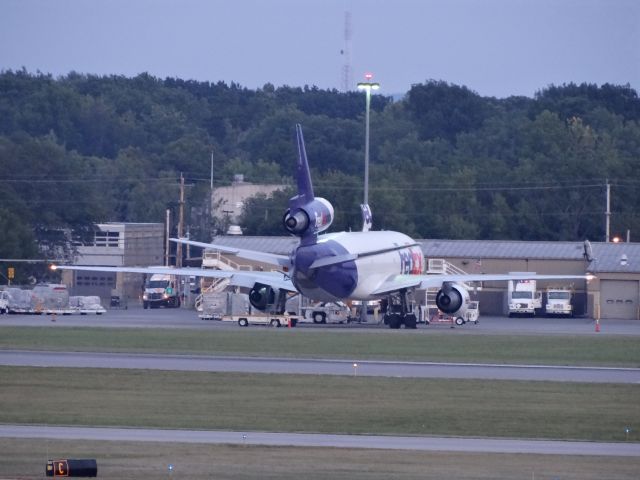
left=1, top=70, right=639, bottom=262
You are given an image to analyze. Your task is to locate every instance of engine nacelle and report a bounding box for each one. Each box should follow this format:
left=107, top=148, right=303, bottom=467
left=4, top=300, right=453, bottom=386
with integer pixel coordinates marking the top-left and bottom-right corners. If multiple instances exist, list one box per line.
left=435, top=282, right=470, bottom=316
left=283, top=197, right=334, bottom=237
left=249, top=282, right=276, bottom=311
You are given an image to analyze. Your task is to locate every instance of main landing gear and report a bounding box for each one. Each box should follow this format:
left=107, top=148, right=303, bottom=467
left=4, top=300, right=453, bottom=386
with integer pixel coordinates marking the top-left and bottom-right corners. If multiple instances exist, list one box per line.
left=382, top=289, right=417, bottom=329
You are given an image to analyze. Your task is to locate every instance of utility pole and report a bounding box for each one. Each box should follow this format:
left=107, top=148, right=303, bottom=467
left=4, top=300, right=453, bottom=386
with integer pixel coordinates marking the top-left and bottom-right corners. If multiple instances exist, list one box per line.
left=177, top=173, right=185, bottom=267
left=605, top=180, right=611, bottom=242
left=165, top=209, right=171, bottom=266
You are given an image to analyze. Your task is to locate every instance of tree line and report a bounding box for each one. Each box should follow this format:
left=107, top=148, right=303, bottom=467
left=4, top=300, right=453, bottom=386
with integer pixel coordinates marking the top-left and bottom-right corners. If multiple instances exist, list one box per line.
left=1, top=69, right=639, bottom=271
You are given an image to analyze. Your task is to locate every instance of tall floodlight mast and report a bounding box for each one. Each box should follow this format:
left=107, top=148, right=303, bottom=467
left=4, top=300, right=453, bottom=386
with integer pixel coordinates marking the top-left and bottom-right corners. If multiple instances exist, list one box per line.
left=357, top=73, right=380, bottom=206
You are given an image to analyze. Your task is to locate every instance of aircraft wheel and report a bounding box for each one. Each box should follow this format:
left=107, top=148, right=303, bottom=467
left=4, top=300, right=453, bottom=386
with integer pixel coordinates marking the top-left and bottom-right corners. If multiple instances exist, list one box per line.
left=404, top=314, right=417, bottom=329
left=238, top=318, right=249, bottom=327
left=313, top=312, right=326, bottom=324
left=388, top=314, right=402, bottom=329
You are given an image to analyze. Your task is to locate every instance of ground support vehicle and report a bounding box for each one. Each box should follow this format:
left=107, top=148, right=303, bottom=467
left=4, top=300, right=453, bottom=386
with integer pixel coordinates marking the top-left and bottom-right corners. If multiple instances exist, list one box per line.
left=508, top=277, right=542, bottom=317
left=301, top=301, right=352, bottom=324
left=143, top=273, right=180, bottom=309
left=545, top=288, right=573, bottom=317
left=463, top=300, right=480, bottom=324
left=223, top=313, right=300, bottom=328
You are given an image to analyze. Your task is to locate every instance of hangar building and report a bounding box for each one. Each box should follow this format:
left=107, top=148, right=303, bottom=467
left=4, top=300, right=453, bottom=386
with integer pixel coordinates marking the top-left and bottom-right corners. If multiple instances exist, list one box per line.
left=199, top=236, right=640, bottom=320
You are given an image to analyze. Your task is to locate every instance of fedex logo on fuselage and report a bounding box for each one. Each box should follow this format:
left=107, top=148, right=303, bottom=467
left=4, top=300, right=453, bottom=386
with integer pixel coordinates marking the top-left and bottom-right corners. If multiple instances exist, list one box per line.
left=399, top=248, right=423, bottom=274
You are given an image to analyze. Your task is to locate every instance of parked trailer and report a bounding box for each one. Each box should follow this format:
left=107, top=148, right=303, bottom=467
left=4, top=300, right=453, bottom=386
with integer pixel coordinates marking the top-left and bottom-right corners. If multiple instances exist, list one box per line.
left=69, top=296, right=107, bottom=315
left=223, top=313, right=300, bottom=328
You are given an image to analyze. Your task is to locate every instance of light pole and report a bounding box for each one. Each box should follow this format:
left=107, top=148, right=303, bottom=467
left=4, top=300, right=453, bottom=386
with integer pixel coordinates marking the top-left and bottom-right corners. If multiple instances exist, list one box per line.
left=357, top=73, right=380, bottom=206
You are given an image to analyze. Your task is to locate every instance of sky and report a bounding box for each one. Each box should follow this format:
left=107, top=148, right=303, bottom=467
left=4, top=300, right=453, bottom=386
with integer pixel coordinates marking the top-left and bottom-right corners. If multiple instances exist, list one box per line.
left=0, top=0, right=638, bottom=98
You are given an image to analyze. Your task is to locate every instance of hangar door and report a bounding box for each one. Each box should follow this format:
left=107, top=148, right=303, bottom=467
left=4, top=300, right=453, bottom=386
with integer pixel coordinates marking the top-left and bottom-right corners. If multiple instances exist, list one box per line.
left=600, top=280, right=639, bottom=320
left=72, top=271, right=117, bottom=300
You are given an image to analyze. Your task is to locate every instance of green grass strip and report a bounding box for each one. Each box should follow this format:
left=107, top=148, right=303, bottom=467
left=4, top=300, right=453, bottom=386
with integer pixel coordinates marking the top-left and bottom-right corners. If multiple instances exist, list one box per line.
left=1, top=366, right=638, bottom=442
left=0, top=326, right=639, bottom=366
left=2, top=439, right=639, bottom=480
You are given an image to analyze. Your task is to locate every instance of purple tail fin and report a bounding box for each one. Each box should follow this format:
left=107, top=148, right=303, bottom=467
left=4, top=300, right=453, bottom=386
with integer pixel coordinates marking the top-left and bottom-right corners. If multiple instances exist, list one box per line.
left=291, top=124, right=315, bottom=209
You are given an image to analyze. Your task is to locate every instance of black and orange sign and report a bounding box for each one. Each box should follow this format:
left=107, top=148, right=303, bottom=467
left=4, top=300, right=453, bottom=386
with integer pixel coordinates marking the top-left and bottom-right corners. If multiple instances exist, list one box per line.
left=46, top=460, right=68, bottom=477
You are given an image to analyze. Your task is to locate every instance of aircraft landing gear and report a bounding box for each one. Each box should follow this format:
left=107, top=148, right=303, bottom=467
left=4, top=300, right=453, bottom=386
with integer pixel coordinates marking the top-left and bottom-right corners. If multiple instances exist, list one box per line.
left=383, top=289, right=417, bottom=329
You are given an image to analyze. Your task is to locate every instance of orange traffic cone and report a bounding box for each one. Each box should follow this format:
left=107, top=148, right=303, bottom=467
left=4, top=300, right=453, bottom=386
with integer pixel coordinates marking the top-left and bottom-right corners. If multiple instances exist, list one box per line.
left=595, top=319, right=600, bottom=333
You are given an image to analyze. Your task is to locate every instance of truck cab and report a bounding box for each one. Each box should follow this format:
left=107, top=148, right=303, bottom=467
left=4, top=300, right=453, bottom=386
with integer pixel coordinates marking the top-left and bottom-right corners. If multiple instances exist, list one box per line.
left=143, top=273, right=180, bottom=309
left=303, top=301, right=352, bottom=324
left=545, top=288, right=573, bottom=317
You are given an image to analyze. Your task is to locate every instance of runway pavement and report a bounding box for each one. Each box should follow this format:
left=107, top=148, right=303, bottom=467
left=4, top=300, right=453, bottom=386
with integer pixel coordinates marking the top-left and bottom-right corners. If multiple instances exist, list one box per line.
left=2, top=425, right=640, bottom=456
left=1, top=349, right=639, bottom=383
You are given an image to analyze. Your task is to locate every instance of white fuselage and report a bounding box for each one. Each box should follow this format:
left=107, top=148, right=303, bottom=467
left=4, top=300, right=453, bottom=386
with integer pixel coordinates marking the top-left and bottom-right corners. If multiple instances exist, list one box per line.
left=293, top=230, right=424, bottom=301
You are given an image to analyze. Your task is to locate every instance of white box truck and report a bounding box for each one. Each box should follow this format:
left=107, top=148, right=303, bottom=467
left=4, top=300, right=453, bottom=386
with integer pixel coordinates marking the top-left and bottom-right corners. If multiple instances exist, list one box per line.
left=508, top=277, right=542, bottom=317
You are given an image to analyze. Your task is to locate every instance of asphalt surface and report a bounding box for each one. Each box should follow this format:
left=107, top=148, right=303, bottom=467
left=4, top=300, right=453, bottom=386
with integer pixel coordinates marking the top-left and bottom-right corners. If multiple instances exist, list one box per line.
left=2, top=425, right=640, bottom=457
left=2, top=350, right=639, bottom=383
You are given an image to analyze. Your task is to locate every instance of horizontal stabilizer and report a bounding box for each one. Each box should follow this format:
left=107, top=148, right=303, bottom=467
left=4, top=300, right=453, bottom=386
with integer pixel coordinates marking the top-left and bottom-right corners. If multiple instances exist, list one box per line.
left=170, top=238, right=291, bottom=269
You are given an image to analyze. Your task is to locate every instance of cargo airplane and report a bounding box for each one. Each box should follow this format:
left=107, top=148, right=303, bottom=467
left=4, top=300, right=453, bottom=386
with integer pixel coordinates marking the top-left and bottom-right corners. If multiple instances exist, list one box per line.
left=52, top=124, right=589, bottom=328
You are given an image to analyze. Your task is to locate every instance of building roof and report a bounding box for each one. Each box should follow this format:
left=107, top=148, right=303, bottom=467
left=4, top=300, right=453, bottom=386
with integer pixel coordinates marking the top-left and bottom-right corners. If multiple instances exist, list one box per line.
left=418, top=239, right=587, bottom=260
left=587, top=242, right=640, bottom=273
left=209, top=235, right=640, bottom=273
left=211, top=235, right=298, bottom=255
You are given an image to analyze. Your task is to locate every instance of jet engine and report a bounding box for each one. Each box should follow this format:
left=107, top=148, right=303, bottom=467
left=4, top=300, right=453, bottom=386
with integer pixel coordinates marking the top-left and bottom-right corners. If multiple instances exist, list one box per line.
left=435, top=282, right=470, bottom=316
left=249, top=282, right=276, bottom=311
left=283, top=197, right=334, bottom=237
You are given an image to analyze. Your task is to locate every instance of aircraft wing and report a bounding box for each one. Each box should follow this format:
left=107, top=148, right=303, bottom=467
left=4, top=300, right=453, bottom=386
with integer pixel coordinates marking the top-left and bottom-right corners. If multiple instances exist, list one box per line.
left=51, top=264, right=295, bottom=292
left=372, top=273, right=590, bottom=295
left=170, top=238, right=292, bottom=269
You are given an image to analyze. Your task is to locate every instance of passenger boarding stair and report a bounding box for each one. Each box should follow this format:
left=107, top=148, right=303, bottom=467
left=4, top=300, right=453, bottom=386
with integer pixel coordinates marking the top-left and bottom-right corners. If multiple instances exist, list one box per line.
left=195, top=250, right=252, bottom=312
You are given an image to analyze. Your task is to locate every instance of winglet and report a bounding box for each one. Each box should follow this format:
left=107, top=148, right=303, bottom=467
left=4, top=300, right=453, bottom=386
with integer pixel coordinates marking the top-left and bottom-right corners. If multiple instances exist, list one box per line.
left=290, top=124, right=315, bottom=209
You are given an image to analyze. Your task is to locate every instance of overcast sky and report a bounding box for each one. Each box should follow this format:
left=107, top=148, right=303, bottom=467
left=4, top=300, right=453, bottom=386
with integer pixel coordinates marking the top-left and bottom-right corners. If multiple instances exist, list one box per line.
left=1, top=0, right=638, bottom=98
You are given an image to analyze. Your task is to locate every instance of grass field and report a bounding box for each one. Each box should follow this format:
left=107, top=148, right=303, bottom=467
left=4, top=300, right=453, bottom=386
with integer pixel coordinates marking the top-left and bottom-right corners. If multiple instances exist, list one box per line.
left=1, top=366, right=638, bottom=442
left=1, top=326, right=639, bottom=366
left=2, top=439, right=639, bottom=480
left=1, top=325, right=639, bottom=478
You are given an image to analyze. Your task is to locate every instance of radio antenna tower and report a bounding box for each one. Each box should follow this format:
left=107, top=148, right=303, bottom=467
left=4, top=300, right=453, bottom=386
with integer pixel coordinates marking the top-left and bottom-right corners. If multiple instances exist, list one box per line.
left=340, top=11, right=353, bottom=92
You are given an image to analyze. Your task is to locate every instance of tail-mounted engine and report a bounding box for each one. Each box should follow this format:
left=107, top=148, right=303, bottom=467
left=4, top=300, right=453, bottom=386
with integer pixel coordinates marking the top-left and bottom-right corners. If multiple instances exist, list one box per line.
left=435, top=282, right=469, bottom=316
left=283, top=197, right=334, bottom=237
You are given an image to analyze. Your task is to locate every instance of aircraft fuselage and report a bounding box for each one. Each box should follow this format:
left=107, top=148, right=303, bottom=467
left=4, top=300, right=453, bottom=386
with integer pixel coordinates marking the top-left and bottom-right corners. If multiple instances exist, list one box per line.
left=291, top=230, right=424, bottom=301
